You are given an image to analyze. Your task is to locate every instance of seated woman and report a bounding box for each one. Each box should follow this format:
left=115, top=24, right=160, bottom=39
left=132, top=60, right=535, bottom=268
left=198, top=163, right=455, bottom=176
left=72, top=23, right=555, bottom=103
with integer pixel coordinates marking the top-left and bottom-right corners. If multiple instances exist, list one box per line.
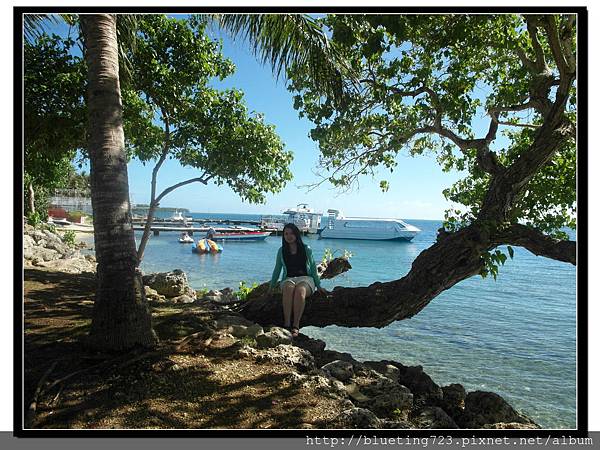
left=268, top=223, right=326, bottom=337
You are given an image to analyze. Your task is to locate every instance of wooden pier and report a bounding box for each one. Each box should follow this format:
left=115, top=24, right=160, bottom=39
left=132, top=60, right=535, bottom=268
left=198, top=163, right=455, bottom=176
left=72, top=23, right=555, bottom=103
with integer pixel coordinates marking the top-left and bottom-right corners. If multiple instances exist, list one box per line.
left=132, top=223, right=301, bottom=236
left=131, top=216, right=312, bottom=236
left=132, top=218, right=262, bottom=227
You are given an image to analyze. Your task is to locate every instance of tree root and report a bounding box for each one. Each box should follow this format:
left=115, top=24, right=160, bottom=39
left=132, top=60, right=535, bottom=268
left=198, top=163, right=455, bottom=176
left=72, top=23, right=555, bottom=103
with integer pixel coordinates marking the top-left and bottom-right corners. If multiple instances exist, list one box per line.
left=25, top=361, right=57, bottom=428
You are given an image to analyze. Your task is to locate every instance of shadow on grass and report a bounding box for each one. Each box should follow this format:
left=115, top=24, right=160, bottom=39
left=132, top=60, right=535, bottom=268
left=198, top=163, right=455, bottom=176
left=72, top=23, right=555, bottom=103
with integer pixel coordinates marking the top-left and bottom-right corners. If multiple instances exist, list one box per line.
left=25, top=268, right=324, bottom=429
left=32, top=346, right=315, bottom=429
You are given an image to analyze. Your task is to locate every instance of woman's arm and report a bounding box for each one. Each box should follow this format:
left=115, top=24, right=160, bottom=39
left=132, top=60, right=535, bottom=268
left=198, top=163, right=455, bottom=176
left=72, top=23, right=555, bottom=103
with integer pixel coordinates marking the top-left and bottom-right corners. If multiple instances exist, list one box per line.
left=269, top=247, right=283, bottom=288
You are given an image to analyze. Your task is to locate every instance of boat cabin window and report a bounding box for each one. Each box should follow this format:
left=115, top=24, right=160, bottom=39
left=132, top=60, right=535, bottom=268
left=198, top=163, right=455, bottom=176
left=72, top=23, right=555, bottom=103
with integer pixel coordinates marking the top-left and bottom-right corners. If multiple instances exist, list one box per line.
left=343, top=221, right=396, bottom=230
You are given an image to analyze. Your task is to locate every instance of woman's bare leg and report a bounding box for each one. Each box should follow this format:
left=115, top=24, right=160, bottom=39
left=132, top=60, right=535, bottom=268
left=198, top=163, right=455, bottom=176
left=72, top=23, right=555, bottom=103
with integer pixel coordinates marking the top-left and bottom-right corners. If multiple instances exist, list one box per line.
left=281, top=282, right=295, bottom=328
left=292, top=284, right=308, bottom=329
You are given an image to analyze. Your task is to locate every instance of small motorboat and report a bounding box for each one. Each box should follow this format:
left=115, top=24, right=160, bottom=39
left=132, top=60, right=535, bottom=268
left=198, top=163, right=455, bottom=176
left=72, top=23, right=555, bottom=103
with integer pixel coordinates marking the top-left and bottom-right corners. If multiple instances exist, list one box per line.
left=192, top=238, right=222, bottom=253
left=48, top=217, right=71, bottom=226
left=178, top=233, right=194, bottom=243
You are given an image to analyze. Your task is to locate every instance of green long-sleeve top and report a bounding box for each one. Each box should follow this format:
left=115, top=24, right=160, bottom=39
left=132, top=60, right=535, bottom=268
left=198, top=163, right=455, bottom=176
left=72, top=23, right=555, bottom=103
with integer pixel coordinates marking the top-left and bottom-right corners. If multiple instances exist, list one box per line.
left=269, top=243, right=321, bottom=289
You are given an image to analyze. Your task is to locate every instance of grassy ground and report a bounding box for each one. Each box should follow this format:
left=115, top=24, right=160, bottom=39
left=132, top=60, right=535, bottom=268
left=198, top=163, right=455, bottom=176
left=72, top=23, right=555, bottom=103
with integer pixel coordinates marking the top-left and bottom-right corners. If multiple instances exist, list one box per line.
left=23, top=267, right=345, bottom=429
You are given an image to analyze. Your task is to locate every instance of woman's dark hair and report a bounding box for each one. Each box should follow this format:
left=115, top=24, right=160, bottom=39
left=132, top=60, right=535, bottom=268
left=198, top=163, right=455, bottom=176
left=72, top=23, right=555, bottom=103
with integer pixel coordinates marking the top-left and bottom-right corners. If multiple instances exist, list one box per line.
left=282, top=223, right=307, bottom=266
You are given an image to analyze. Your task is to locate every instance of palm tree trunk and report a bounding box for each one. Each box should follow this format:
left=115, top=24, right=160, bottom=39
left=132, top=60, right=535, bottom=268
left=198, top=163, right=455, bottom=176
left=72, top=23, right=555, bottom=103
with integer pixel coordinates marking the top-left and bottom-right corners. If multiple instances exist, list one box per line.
left=81, top=14, right=157, bottom=350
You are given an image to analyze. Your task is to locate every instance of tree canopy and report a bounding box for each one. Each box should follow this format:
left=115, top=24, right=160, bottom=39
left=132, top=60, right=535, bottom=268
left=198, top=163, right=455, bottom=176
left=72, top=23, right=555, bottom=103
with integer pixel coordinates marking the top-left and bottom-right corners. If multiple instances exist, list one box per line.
left=239, top=13, right=577, bottom=327
left=24, top=33, right=86, bottom=215
left=124, top=15, right=292, bottom=205
left=288, top=14, right=576, bottom=240
left=122, top=15, right=294, bottom=262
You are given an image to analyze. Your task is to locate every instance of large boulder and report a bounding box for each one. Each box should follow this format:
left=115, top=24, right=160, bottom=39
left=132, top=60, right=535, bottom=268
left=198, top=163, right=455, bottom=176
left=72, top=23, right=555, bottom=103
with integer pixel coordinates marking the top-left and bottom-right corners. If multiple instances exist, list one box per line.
left=35, top=255, right=96, bottom=274
left=332, top=407, right=381, bottom=429
left=255, top=327, right=293, bottom=348
left=357, top=376, right=413, bottom=419
left=316, top=349, right=360, bottom=368
left=292, top=334, right=327, bottom=356
left=373, top=361, right=443, bottom=406
left=440, top=383, right=466, bottom=419
left=27, top=247, right=61, bottom=265
left=363, top=361, right=401, bottom=382
left=411, top=406, right=459, bottom=429
left=142, top=269, right=196, bottom=299
left=23, top=234, right=36, bottom=250
left=171, top=294, right=196, bottom=304
left=144, top=286, right=167, bottom=303
left=199, top=289, right=237, bottom=304
left=230, top=323, right=264, bottom=339
left=287, top=373, right=348, bottom=399
left=457, top=391, right=538, bottom=428
left=254, top=344, right=315, bottom=372
left=24, top=225, right=79, bottom=263
left=321, top=360, right=355, bottom=382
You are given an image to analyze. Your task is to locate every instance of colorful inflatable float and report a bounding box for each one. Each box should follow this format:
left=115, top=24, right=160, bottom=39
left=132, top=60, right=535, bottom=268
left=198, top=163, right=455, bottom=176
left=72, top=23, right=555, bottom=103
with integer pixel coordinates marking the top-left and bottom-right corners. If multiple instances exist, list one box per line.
left=192, top=238, right=223, bottom=254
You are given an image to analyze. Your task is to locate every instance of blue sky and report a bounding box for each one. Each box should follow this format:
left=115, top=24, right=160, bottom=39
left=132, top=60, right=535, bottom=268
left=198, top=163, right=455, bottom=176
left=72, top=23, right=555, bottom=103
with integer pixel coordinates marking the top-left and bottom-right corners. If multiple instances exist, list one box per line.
left=47, top=15, right=486, bottom=220
left=122, top=18, right=468, bottom=220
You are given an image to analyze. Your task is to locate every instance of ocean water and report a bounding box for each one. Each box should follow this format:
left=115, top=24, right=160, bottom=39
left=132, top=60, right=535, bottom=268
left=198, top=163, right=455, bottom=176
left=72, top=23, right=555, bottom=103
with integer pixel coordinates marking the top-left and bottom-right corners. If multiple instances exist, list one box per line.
left=91, top=213, right=577, bottom=428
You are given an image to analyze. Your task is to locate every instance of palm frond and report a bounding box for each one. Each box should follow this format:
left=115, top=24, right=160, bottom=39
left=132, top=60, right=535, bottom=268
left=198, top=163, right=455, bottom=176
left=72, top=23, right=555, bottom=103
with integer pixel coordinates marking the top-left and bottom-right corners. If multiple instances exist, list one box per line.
left=215, top=14, right=354, bottom=107
left=116, top=14, right=142, bottom=86
left=23, top=14, right=61, bottom=42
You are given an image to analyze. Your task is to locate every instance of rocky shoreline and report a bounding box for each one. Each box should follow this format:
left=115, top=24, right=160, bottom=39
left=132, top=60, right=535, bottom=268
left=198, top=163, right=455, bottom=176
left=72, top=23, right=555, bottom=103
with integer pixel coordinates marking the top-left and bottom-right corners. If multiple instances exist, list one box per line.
left=23, top=223, right=96, bottom=274
left=23, top=224, right=540, bottom=429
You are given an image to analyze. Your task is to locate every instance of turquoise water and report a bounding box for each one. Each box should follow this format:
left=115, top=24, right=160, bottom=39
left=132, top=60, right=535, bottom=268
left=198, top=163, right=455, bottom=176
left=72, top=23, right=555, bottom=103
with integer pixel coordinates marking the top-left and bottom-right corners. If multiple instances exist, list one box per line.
left=94, top=213, right=577, bottom=428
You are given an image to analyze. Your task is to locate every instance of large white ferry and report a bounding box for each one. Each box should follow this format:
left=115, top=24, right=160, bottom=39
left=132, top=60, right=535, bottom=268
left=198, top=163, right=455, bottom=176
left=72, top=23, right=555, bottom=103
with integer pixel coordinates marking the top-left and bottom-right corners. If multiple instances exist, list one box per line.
left=318, top=209, right=420, bottom=241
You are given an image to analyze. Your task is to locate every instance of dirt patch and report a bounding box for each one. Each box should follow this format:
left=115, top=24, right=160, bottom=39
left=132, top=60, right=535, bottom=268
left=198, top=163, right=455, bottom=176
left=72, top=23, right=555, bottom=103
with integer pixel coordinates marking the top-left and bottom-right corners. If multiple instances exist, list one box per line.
left=23, top=268, right=344, bottom=429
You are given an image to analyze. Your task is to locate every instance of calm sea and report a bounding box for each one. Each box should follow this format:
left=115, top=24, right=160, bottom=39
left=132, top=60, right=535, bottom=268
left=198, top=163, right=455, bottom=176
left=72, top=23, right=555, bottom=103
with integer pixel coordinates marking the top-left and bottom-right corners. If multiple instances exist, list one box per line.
left=90, top=212, right=577, bottom=428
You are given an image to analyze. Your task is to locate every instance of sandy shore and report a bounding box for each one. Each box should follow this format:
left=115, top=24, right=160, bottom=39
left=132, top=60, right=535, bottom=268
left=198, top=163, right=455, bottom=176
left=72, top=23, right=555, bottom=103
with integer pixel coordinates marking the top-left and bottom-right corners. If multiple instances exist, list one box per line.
left=52, top=225, right=95, bottom=248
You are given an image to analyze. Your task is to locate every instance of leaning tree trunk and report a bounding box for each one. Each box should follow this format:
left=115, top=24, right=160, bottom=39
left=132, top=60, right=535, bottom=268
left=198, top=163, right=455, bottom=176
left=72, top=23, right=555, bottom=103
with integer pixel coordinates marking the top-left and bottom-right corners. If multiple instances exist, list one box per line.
left=239, top=223, right=575, bottom=328
left=239, top=226, right=486, bottom=327
left=81, top=14, right=157, bottom=351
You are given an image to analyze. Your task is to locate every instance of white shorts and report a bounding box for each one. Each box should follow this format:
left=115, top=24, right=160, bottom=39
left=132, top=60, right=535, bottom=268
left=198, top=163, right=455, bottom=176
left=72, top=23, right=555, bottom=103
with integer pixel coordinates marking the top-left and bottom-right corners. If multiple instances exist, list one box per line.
left=280, top=276, right=316, bottom=295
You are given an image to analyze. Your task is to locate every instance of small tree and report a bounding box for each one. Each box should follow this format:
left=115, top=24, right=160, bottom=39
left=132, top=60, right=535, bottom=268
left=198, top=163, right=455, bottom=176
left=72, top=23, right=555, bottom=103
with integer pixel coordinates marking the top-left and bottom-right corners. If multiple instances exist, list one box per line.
left=24, top=32, right=86, bottom=217
left=122, top=15, right=293, bottom=263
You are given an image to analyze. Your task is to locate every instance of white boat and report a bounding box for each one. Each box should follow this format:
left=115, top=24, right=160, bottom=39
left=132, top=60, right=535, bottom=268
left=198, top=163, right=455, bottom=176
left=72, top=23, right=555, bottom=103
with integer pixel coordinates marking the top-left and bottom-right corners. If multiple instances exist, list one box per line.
left=318, top=209, right=420, bottom=241
left=259, top=216, right=286, bottom=232
left=178, top=233, right=194, bottom=243
left=48, top=217, right=71, bottom=226
left=210, top=230, right=271, bottom=241
left=170, top=210, right=192, bottom=222
left=261, top=203, right=322, bottom=233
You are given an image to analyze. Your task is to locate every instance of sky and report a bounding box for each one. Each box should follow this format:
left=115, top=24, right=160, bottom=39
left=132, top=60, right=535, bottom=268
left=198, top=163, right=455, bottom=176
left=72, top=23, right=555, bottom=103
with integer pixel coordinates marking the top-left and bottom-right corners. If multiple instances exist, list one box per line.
left=119, top=17, right=468, bottom=220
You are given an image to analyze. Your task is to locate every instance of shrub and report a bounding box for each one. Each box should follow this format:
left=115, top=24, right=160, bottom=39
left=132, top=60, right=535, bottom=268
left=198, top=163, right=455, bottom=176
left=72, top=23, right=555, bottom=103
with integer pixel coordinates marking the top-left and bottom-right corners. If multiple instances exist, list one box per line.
left=26, top=211, right=45, bottom=227
left=235, top=280, right=259, bottom=301
left=62, top=230, right=77, bottom=247
left=195, top=288, right=209, bottom=298
left=321, top=247, right=353, bottom=264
